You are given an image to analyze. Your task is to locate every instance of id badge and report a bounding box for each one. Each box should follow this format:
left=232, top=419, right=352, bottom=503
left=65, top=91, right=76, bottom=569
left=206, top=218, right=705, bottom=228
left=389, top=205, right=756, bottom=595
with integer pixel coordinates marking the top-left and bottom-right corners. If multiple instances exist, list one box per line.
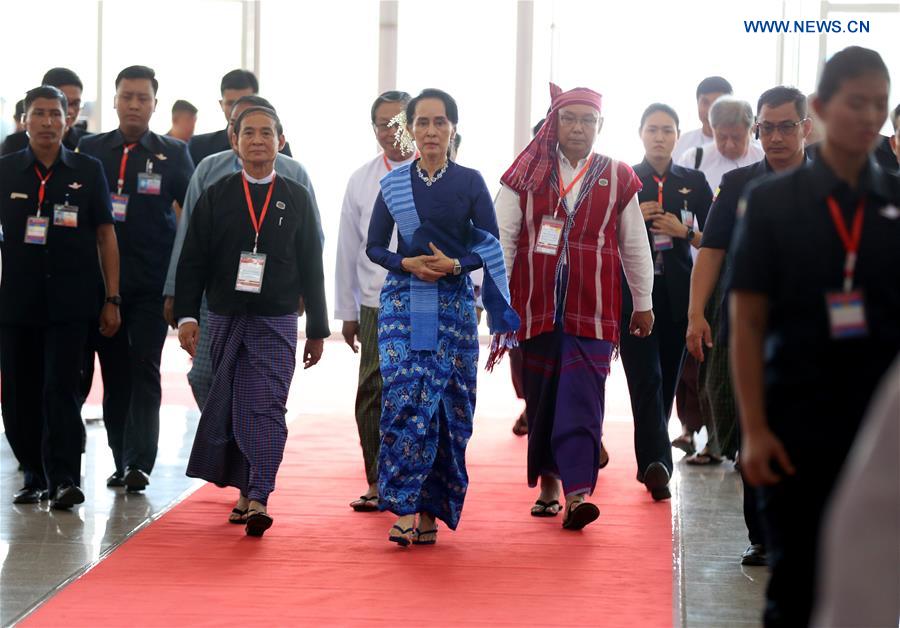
left=654, top=251, right=665, bottom=275
left=680, top=210, right=695, bottom=229
left=826, top=291, right=868, bottom=339
left=535, top=216, right=565, bottom=255
left=137, top=172, right=162, bottom=196
left=236, top=251, right=267, bottom=293
left=25, top=216, right=49, bottom=245
left=653, top=233, right=674, bottom=251
left=111, top=193, right=129, bottom=222
left=53, top=203, right=79, bottom=228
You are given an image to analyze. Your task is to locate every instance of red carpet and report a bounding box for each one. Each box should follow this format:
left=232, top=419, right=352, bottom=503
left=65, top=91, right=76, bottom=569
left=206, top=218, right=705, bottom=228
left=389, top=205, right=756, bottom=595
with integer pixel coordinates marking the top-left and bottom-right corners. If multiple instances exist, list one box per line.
left=25, top=341, right=672, bottom=627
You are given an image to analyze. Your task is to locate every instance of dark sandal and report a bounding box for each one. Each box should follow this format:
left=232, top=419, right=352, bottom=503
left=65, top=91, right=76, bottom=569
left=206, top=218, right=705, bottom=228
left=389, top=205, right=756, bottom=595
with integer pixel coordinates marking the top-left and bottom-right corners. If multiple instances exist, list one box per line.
left=228, top=507, right=248, bottom=524
left=530, top=499, right=562, bottom=517
left=562, top=501, right=600, bottom=531
left=350, top=495, right=379, bottom=512
left=412, top=528, right=438, bottom=545
left=512, top=412, right=528, bottom=436
left=245, top=510, right=273, bottom=537
left=388, top=525, right=415, bottom=547
left=671, top=434, right=696, bottom=455
left=685, top=452, right=724, bottom=466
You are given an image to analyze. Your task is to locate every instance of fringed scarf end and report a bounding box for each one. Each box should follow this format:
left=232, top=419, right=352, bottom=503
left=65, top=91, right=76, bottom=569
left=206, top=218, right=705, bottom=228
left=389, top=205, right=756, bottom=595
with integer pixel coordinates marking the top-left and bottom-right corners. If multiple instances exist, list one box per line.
left=485, top=332, right=518, bottom=372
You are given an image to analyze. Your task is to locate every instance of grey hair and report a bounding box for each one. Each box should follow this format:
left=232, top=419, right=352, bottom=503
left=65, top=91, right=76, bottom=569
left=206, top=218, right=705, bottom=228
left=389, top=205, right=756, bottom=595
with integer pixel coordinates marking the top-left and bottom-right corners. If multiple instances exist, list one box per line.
left=708, top=96, right=754, bottom=130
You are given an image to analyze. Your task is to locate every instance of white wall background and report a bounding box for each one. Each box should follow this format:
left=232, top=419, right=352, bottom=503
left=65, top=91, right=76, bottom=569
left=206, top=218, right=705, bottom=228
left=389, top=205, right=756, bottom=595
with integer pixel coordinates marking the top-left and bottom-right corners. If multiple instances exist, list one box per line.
left=1, top=0, right=897, bottom=326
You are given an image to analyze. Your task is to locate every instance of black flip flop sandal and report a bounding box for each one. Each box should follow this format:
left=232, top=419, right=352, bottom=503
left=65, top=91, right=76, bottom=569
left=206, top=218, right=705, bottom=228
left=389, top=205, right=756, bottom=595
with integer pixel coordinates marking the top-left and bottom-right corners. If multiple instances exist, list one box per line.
left=228, top=507, right=248, bottom=524
left=389, top=525, right=415, bottom=547
left=412, top=528, right=438, bottom=545
left=245, top=510, right=274, bottom=537
left=350, top=495, right=379, bottom=512
left=599, top=442, right=610, bottom=469
left=562, top=501, right=600, bottom=531
left=530, top=499, right=562, bottom=517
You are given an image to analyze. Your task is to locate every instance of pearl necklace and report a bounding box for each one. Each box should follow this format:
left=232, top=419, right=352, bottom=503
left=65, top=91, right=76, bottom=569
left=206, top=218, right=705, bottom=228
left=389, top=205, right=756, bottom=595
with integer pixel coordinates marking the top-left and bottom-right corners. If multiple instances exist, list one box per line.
left=416, top=160, right=448, bottom=186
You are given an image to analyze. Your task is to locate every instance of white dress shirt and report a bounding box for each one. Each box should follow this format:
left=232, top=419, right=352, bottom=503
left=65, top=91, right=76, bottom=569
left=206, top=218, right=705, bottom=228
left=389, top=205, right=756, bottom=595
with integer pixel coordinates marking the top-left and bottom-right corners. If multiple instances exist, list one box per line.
left=334, top=152, right=414, bottom=320
left=672, top=127, right=714, bottom=164
left=677, top=141, right=765, bottom=192
left=495, top=151, right=654, bottom=312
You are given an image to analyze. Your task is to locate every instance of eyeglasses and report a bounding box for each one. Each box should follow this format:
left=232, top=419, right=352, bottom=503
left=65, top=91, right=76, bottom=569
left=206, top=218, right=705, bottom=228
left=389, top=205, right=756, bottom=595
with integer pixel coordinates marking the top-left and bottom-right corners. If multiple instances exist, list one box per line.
left=559, top=114, right=599, bottom=128
left=755, top=119, right=806, bottom=136
left=372, top=122, right=393, bottom=131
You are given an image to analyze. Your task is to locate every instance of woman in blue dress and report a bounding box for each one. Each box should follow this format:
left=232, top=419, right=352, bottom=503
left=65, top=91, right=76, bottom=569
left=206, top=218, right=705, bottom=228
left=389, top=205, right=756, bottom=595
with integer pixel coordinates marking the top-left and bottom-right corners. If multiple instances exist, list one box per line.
left=366, top=89, right=519, bottom=546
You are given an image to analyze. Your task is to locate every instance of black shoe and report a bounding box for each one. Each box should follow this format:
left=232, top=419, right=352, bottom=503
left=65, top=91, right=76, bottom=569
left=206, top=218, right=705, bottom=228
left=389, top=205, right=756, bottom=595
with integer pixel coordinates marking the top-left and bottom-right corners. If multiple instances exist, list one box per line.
left=51, top=485, right=85, bottom=510
left=13, top=487, right=48, bottom=504
left=124, top=467, right=150, bottom=493
left=741, top=544, right=767, bottom=566
left=106, top=472, right=126, bottom=488
left=643, top=462, right=671, bottom=501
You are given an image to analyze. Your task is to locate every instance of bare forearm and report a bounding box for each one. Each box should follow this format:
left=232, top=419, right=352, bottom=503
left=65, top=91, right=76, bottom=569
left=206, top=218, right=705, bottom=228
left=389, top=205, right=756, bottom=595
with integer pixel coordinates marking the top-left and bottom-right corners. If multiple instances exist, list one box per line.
left=97, top=225, right=120, bottom=297
left=730, top=291, right=769, bottom=435
left=688, top=247, right=725, bottom=318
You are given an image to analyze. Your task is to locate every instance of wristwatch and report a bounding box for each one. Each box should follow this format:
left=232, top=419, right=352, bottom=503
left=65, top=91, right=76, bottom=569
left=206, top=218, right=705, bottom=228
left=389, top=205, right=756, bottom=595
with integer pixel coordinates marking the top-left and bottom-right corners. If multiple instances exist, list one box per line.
left=106, top=295, right=122, bottom=306
left=452, top=259, right=462, bottom=276
left=685, top=228, right=695, bottom=241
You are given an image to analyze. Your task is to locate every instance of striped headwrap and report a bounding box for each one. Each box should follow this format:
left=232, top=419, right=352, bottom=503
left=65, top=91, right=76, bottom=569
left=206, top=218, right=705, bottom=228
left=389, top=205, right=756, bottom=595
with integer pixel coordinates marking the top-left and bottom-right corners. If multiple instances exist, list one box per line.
left=500, top=83, right=603, bottom=193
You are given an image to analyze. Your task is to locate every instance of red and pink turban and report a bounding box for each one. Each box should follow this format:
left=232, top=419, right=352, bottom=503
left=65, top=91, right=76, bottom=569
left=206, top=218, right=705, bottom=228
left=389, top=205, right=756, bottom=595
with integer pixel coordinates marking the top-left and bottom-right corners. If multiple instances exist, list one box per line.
left=501, top=83, right=602, bottom=192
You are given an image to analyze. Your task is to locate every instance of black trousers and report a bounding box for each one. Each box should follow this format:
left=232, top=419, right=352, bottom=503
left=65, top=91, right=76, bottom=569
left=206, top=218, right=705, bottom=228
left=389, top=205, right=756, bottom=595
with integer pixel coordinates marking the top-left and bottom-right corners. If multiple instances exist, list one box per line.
left=735, top=427, right=765, bottom=546
left=620, top=288, right=682, bottom=476
left=90, top=293, right=167, bottom=475
left=758, top=460, right=844, bottom=628
left=1, top=321, right=89, bottom=492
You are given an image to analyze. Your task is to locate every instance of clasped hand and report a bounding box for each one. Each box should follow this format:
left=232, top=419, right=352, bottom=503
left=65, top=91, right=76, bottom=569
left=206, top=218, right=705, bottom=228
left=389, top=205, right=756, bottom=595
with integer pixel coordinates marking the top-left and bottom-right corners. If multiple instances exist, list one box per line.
left=640, top=201, right=688, bottom=238
left=401, top=242, right=456, bottom=282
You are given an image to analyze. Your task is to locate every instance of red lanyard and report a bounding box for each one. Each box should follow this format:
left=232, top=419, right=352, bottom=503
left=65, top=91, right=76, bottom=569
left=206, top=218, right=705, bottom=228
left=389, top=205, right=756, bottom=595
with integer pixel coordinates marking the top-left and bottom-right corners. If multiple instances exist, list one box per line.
left=242, top=172, right=276, bottom=253
left=117, top=143, right=138, bottom=194
left=556, top=154, right=594, bottom=213
left=34, top=165, right=53, bottom=215
left=825, top=195, right=865, bottom=292
left=653, top=174, right=666, bottom=206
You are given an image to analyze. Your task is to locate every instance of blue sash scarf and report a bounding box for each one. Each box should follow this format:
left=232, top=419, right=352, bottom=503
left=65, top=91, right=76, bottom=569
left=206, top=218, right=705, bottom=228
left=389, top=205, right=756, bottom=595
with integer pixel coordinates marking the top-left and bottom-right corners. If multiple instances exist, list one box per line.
left=380, top=164, right=519, bottom=357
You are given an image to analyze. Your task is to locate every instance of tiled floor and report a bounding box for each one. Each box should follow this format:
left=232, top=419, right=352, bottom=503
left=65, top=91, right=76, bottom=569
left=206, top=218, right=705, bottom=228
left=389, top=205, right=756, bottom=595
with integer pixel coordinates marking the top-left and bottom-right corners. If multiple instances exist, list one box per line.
left=0, top=337, right=766, bottom=626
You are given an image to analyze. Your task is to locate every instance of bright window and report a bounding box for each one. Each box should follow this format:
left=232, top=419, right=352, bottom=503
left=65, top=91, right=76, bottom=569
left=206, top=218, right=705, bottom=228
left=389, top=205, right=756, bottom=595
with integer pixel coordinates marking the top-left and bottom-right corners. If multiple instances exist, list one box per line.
left=532, top=0, right=783, bottom=166
left=259, top=2, right=380, bottom=317
left=396, top=0, right=518, bottom=192
left=97, top=0, right=243, bottom=137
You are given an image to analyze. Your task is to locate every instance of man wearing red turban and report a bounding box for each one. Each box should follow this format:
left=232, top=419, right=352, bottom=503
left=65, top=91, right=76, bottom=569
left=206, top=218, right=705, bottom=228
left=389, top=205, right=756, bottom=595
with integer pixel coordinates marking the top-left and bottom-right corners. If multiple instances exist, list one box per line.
left=496, top=84, right=655, bottom=530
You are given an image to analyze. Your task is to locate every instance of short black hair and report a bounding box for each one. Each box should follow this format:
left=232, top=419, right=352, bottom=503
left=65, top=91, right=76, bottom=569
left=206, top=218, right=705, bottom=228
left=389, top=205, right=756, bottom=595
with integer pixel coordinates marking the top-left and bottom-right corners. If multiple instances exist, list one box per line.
left=14, top=99, right=25, bottom=120
left=233, top=106, right=283, bottom=137
left=640, top=103, right=680, bottom=130
left=696, top=76, right=733, bottom=100
left=230, top=95, right=276, bottom=119
left=115, top=65, right=158, bottom=95
left=41, top=67, right=83, bottom=91
left=172, top=99, right=197, bottom=115
left=220, top=69, right=259, bottom=95
left=532, top=118, right=545, bottom=137
left=891, top=103, right=900, bottom=132
left=756, top=86, right=807, bottom=119
left=406, top=88, right=458, bottom=126
left=817, top=46, right=890, bottom=104
left=370, top=90, right=411, bottom=124
left=25, top=85, right=68, bottom=114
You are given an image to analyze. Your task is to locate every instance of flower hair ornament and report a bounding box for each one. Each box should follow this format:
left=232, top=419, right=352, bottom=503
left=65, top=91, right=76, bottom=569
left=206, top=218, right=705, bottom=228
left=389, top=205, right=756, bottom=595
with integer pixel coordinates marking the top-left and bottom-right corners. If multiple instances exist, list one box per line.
left=388, top=111, right=416, bottom=156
